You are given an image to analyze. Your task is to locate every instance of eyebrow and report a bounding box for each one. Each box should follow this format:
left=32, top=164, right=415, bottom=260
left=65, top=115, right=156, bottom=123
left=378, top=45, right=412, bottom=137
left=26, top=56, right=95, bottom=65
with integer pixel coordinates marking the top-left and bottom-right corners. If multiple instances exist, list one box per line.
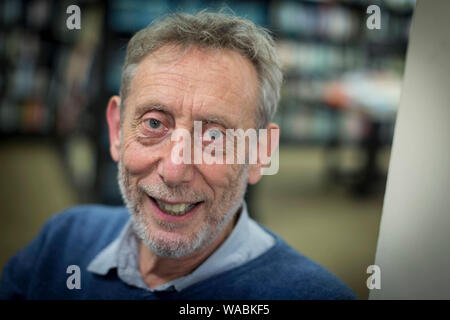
left=200, top=116, right=232, bottom=129
left=133, top=102, right=234, bottom=129
left=133, top=103, right=171, bottom=119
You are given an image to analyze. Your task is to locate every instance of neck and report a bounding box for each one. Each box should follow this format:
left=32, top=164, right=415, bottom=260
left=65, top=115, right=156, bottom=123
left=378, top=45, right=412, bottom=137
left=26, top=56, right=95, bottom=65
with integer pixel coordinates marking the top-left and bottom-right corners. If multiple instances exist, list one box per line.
left=138, top=211, right=239, bottom=289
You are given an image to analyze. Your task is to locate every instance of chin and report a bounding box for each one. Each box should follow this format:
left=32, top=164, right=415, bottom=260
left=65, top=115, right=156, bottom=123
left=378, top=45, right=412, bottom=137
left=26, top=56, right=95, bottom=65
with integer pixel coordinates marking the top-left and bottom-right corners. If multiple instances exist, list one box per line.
left=132, top=212, right=211, bottom=258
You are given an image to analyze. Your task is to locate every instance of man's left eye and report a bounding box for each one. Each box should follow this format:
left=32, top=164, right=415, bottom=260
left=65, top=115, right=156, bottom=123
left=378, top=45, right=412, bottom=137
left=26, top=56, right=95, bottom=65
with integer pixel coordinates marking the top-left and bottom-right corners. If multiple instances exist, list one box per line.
left=147, top=119, right=162, bottom=129
left=206, top=129, right=223, bottom=141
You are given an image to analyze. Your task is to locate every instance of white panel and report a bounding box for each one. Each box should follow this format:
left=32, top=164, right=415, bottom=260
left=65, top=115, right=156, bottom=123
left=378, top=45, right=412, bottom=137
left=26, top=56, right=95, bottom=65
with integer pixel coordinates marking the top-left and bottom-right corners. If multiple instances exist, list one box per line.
left=370, top=0, right=450, bottom=299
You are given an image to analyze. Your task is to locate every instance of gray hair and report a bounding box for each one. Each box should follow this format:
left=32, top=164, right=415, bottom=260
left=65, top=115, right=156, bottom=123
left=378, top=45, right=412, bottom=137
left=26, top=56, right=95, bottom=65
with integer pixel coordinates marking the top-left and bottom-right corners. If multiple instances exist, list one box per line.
left=120, top=10, right=283, bottom=128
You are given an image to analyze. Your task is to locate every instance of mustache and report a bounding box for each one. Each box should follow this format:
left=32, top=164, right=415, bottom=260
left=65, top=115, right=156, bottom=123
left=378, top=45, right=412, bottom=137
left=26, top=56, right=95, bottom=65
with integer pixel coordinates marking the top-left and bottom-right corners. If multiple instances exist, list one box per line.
left=137, top=182, right=208, bottom=203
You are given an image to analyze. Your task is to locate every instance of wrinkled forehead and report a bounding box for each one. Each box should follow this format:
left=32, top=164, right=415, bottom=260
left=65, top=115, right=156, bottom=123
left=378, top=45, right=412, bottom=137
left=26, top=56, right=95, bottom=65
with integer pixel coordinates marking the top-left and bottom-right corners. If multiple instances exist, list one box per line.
left=126, top=44, right=260, bottom=126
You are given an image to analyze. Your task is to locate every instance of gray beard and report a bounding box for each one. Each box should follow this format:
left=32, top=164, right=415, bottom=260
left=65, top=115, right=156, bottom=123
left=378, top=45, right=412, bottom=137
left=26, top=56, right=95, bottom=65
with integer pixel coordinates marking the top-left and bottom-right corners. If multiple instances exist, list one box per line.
left=117, top=159, right=248, bottom=258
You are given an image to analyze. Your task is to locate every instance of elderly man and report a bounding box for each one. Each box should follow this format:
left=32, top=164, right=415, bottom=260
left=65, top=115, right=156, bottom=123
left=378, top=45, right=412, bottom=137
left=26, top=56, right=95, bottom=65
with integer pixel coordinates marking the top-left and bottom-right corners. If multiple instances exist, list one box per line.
left=0, top=12, right=355, bottom=299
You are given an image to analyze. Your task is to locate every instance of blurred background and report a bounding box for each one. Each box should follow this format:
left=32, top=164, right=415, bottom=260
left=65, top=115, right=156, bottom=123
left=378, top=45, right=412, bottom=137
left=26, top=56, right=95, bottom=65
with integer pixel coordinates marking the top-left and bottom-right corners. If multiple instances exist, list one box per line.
left=0, top=0, right=415, bottom=299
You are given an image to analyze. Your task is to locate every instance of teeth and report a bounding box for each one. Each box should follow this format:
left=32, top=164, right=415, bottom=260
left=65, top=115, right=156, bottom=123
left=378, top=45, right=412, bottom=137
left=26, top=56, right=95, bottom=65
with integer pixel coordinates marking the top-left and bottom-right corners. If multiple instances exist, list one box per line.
left=155, top=199, right=195, bottom=216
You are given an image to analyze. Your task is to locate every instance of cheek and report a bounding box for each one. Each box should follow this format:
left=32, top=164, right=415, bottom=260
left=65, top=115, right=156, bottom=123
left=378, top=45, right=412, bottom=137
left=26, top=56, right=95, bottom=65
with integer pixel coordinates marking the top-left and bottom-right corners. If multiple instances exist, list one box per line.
left=122, top=139, right=159, bottom=175
left=197, top=163, right=241, bottom=189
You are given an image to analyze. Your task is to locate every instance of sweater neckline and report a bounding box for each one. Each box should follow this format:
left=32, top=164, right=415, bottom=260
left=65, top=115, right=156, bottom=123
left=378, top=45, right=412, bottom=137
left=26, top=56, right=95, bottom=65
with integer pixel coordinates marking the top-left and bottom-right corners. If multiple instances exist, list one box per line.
left=138, top=227, right=287, bottom=297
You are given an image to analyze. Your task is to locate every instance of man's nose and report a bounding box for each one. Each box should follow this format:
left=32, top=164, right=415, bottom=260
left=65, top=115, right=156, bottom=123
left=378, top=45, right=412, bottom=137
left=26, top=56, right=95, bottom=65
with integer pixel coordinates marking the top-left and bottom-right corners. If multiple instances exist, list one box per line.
left=157, top=146, right=194, bottom=187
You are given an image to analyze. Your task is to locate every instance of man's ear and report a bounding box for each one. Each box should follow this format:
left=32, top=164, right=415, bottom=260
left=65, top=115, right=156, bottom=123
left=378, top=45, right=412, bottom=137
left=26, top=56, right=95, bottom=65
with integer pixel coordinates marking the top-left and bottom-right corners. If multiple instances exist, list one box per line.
left=248, top=122, right=280, bottom=185
left=106, top=96, right=121, bottom=163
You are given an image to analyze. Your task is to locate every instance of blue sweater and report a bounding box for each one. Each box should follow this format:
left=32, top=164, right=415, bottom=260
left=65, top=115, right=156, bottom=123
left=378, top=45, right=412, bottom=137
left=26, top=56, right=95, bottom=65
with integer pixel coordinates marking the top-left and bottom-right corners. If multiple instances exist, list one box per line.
left=0, top=205, right=356, bottom=300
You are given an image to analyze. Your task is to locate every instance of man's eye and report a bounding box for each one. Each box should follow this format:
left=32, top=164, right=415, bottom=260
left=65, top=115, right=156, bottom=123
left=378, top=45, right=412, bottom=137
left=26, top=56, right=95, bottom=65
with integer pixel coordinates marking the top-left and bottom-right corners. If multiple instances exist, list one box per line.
left=206, top=129, right=223, bottom=141
left=147, top=119, right=162, bottom=129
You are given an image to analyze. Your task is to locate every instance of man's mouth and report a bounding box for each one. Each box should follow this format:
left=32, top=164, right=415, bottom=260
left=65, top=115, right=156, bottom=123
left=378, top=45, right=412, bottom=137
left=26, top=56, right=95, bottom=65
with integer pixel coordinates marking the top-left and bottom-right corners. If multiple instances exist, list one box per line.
left=149, top=196, right=202, bottom=216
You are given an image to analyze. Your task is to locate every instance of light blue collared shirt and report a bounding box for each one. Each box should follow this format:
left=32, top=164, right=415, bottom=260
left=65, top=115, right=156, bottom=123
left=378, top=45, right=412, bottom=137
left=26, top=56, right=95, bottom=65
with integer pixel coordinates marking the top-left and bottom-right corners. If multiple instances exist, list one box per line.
left=87, top=202, right=275, bottom=292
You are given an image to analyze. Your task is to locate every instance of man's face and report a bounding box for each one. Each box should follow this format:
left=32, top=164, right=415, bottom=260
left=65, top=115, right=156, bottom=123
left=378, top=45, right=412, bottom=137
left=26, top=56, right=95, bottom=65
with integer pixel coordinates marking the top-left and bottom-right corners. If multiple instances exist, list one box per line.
left=108, top=45, right=262, bottom=258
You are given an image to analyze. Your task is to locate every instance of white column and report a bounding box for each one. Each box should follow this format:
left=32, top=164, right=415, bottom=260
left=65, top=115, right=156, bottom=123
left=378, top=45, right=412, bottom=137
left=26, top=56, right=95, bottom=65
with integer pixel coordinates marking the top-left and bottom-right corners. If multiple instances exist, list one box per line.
left=370, top=0, right=450, bottom=299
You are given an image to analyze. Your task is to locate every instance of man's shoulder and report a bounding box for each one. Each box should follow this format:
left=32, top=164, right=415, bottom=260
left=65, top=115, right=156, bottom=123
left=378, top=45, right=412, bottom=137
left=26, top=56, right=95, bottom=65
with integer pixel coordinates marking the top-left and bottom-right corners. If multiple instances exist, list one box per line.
left=30, top=204, right=129, bottom=256
left=269, top=236, right=356, bottom=299
left=40, top=205, right=129, bottom=252
left=45, top=204, right=129, bottom=234
left=0, top=205, right=130, bottom=299
left=254, top=230, right=356, bottom=299
left=189, top=230, right=357, bottom=300
left=253, top=232, right=356, bottom=299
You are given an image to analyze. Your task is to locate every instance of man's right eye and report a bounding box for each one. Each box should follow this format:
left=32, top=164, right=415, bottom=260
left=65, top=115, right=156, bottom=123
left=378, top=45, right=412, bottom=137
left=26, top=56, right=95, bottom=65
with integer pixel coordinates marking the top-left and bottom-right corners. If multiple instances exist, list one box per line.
left=139, top=118, right=168, bottom=138
left=147, top=118, right=162, bottom=129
